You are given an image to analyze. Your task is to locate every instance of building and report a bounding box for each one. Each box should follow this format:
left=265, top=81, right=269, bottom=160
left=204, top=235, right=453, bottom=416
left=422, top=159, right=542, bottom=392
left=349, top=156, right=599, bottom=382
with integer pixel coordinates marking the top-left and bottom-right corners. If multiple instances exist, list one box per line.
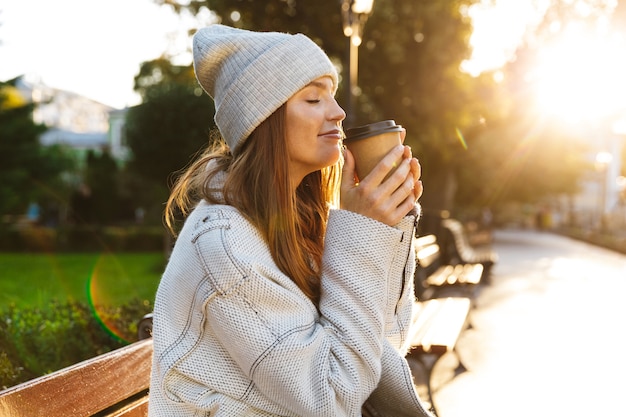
left=15, top=75, right=129, bottom=163
left=556, top=121, right=626, bottom=232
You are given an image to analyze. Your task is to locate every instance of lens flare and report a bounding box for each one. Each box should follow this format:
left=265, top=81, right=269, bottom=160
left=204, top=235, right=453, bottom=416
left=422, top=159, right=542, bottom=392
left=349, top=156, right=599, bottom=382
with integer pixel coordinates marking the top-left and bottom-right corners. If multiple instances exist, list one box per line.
left=86, top=254, right=131, bottom=343
left=455, top=127, right=468, bottom=150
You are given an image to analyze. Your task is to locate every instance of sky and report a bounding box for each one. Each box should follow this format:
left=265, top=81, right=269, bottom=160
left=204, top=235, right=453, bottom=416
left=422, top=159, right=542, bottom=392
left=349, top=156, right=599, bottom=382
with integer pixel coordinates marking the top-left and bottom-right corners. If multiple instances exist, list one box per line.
left=0, top=0, right=200, bottom=109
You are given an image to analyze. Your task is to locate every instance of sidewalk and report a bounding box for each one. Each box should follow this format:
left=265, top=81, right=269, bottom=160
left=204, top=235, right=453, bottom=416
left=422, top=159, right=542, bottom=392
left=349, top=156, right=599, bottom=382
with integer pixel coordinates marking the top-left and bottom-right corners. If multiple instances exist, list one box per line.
left=428, top=229, right=626, bottom=417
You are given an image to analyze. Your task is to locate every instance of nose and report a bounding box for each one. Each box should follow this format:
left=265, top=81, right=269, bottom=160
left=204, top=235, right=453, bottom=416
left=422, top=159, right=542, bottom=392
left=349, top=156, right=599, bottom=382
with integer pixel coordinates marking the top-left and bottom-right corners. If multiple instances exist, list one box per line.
left=330, top=98, right=346, bottom=122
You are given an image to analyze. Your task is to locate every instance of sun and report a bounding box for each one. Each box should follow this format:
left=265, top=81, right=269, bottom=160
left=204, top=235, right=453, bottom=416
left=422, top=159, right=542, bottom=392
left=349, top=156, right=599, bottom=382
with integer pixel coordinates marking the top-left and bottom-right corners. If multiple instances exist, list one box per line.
left=531, top=26, right=626, bottom=124
left=462, top=1, right=626, bottom=128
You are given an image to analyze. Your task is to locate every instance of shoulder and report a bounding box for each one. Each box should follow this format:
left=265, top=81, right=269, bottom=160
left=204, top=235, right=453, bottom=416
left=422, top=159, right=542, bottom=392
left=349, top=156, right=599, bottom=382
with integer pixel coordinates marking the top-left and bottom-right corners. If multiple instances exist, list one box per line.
left=183, top=201, right=260, bottom=242
left=174, top=202, right=274, bottom=290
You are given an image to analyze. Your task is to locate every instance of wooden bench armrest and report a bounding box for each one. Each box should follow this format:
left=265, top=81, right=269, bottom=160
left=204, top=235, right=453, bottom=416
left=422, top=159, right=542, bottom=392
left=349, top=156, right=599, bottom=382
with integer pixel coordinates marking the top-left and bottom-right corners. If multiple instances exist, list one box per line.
left=0, top=339, right=153, bottom=417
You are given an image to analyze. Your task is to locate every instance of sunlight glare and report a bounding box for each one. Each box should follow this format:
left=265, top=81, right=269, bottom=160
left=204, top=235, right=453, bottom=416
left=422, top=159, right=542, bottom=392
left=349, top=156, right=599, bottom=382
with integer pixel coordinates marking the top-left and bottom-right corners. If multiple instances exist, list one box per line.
left=532, top=26, right=626, bottom=123
left=462, top=0, right=549, bottom=75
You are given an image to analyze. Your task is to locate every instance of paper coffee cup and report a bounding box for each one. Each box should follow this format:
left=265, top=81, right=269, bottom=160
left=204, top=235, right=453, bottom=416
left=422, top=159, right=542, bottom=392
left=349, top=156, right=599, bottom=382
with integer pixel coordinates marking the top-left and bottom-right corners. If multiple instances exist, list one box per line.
left=344, top=120, right=403, bottom=180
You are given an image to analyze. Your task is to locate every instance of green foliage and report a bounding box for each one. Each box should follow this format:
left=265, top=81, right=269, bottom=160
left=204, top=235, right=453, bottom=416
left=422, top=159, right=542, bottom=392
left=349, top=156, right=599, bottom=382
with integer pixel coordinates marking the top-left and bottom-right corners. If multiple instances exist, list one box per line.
left=0, top=78, right=76, bottom=217
left=125, top=85, right=215, bottom=182
left=161, top=0, right=346, bottom=57
left=150, top=0, right=598, bottom=215
left=460, top=2, right=610, bottom=211
left=0, top=225, right=166, bottom=253
left=0, top=249, right=160, bottom=388
left=133, top=58, right=200, bottom=102
left=453, top=116, right=592, bottom=209
left=155, top=0, right=482, bottom=211
left=356, top=0, right=480, bottom=209
left=83, top=149, right=124, bottom=224
left=0, top=300, right=153, bottom=389
left=124, top=60, right=217, bottom=218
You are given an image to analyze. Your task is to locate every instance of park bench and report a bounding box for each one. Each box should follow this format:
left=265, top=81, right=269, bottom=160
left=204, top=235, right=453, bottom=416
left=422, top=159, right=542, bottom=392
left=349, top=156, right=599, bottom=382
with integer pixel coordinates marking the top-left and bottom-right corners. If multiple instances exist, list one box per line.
left=440, top=218, right=498, bottom=283
left=407, top=296, right=471, bottom=416
left=414, top=234, right=484, bottom=300
left=0, top=338, right=153, bottom=417
left=408, top=231, right=474, bottom=415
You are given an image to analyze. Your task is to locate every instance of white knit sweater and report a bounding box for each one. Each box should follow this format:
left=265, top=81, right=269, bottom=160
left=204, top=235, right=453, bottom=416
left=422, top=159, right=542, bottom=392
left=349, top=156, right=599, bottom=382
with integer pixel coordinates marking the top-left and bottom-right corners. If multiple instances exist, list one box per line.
left=148, top=200, right=433, bottom=417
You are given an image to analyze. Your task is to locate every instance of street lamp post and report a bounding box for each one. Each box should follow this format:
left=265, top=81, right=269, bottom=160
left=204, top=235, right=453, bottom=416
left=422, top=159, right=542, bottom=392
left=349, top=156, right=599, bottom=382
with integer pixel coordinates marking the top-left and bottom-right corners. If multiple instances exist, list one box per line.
left=341, top=0, right=374, bottom=127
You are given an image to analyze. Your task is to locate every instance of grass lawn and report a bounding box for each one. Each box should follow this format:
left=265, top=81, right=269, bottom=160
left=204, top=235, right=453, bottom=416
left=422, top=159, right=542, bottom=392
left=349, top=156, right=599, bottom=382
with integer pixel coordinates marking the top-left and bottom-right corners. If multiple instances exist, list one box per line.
left=0, top=252, right=165, bottom=311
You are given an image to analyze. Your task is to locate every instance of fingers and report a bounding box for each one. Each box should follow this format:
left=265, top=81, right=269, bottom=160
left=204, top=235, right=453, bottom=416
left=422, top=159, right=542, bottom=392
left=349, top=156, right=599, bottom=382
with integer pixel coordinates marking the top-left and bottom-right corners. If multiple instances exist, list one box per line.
left=362, top=145, right=406, bottom=187
left=376, top=149, right=423, bottom=222
left=339, top=141, right=423, bottom=225
left=410, top=157, right=423, bottom=201
left=341, top=147, right=357, bottom=187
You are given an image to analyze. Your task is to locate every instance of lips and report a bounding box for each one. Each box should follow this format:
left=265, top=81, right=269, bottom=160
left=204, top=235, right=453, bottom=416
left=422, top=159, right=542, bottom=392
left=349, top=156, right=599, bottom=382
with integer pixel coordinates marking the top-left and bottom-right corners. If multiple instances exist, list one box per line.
left=319, top=129, right=341, bottom=138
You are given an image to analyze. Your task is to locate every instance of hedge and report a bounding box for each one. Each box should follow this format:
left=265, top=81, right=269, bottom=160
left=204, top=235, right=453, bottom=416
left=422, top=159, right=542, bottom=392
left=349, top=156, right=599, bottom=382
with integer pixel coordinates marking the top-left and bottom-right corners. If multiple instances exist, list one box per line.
left=0, top=299, right=153, bottom=390
left=0, top=225, right=166, bottom=252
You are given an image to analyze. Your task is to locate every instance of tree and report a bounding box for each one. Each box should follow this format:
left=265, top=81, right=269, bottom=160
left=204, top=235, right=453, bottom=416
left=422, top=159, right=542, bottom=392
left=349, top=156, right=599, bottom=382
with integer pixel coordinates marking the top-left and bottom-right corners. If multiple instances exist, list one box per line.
left=148, top=0, right=619, bottom=220
left=464, top=0, right=619, bottom=213
left=154, top=0, right=482, bottom=212
left=355, top=0, right=480, bottom=211
left=124, top=60, right=216, bottom=223
left=83, top=147, right=122, bottom=224
left=0, top=78, right=76, bottom=220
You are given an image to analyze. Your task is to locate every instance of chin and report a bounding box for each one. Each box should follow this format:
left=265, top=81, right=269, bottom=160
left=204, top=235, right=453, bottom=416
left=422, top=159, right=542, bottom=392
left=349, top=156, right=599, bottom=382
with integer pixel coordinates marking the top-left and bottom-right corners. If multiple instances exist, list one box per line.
left=323, top=152, right=341, bottom=169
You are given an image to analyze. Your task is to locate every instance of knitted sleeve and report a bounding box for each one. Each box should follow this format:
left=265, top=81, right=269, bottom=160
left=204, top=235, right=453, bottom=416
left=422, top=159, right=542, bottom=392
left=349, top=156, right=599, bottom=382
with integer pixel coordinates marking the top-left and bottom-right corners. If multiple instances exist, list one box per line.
left=324, top=209, right=419, bottom=355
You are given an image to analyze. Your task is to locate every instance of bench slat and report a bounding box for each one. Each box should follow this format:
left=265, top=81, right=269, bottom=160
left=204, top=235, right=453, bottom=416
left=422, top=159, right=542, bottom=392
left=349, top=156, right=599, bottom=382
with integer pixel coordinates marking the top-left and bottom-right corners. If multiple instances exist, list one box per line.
left=415, top=232, right=485, bottom=299
left=424, top=263, right=483, bottom=288
left=108, top=396, right=149, bottom=417
left=409, top=297, right=471, bottom=355
left=0, top=339, right=153, bottom=417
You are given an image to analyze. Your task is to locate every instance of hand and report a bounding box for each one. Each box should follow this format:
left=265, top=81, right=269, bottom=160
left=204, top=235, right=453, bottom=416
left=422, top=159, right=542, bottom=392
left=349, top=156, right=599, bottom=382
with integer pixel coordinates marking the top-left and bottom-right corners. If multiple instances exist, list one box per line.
left=341, top=143, right=422, bottom=226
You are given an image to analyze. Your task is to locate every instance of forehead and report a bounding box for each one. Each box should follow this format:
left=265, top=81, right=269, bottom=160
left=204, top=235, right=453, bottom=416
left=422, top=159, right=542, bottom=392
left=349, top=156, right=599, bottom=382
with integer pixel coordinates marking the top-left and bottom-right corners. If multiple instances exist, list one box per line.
left=301, top=76, right=336, bottom=92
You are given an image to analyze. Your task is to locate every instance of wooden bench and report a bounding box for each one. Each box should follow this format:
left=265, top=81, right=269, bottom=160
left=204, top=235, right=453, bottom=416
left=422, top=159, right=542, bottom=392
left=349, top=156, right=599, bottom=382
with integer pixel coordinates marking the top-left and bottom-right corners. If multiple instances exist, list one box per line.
left=414, top=234, right=484, bottom=300
left=440, top=218, right=498, bottom=283
left=407, top=232, right=474, bottom=415
left=408, top=297, right=471, bottom=357
left=407, top=296, right=471, bottom=416
left=0, top=338, right=153, bottom=417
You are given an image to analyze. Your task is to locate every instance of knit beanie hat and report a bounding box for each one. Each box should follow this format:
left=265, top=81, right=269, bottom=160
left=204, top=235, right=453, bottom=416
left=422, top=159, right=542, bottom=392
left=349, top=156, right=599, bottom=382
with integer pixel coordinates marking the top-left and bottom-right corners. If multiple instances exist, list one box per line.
left=193, top=24, right=338, bottom=151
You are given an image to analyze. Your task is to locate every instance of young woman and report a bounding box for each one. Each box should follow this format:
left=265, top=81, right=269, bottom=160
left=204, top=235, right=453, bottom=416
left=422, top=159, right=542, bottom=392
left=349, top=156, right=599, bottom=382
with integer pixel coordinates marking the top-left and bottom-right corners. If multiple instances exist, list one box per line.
left=148, top=24, right=431, bottom=417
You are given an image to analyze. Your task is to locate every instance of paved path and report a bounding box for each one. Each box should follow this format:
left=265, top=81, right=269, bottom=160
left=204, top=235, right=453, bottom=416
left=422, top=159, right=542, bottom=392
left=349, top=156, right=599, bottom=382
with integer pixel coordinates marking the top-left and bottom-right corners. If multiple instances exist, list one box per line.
left=430, top=229, right=626, bottom=417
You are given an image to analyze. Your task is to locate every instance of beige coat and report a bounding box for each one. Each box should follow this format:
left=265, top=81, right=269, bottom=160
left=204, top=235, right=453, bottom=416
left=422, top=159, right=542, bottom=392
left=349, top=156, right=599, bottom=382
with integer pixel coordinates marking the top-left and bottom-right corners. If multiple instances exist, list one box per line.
left=148, top=200, right=432, bottom=417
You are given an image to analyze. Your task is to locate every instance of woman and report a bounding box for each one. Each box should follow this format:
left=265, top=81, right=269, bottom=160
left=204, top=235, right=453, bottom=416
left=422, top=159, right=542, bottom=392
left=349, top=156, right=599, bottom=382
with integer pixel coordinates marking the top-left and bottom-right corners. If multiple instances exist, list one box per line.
left=148, top=24, right=431, bottom=417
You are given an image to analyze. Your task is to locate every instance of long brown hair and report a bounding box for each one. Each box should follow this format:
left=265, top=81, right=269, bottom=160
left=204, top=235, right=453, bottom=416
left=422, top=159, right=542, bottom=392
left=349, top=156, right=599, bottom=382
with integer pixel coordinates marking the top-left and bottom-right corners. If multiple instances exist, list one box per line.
left=165, top=104, right=342, bottom=304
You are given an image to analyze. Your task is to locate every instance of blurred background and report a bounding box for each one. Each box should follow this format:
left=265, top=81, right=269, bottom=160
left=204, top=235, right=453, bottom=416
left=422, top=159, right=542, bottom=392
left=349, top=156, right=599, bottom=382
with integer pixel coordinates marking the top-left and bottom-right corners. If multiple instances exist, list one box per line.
left=1, top=0, right=625, bottom=390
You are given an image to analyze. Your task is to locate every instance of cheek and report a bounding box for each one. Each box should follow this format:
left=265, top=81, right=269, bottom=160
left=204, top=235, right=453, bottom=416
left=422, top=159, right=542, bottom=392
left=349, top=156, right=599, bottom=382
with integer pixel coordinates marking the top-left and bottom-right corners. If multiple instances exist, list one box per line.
left=288, top=121, right=318, bottom=149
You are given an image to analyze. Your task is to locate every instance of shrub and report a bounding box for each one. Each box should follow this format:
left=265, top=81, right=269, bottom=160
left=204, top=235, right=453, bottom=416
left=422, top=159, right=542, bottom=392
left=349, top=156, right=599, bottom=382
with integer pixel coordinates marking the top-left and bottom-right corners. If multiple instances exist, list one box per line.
left=0, top=225, right=165, bottom=252
left=0, top=299, right=153, bottom=389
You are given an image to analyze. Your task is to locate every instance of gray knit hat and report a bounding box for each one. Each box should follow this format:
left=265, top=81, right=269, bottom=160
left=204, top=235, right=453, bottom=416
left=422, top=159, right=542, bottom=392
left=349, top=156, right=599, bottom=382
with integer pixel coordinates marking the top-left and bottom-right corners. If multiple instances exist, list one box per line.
left=192, top=24, right=338, bottom=151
